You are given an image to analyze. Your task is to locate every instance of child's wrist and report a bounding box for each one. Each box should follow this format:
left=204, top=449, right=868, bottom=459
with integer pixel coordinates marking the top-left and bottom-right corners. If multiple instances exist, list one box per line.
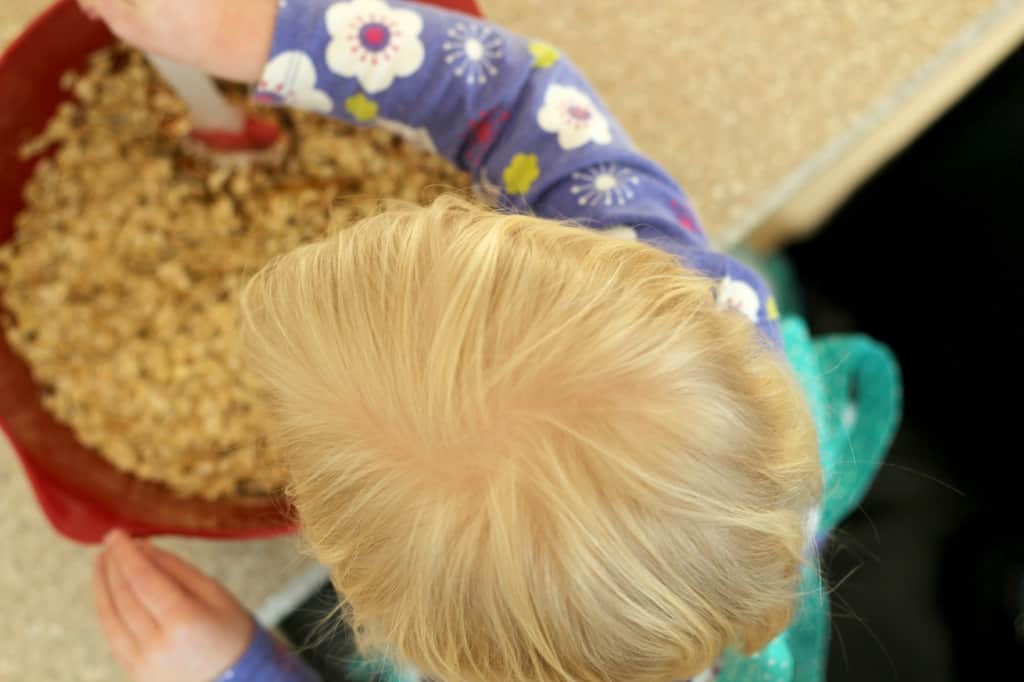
left=206, top=0, right=278, bottom=82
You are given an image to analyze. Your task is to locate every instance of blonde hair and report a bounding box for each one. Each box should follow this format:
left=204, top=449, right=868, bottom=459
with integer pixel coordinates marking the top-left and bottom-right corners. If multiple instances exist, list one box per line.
left=241, top=196, right=821, bottom=682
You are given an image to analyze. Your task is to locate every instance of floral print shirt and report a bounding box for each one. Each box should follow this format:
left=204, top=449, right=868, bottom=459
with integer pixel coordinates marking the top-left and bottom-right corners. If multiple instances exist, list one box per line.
left=254, top=0, right=783, bottom=347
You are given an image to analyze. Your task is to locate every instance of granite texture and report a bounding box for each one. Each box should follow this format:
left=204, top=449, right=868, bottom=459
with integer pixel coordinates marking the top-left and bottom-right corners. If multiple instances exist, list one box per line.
left=0, top=0, right=1015, bottom=679
left=478, top=0, right=1008, bottom=243
left=0, top=451, right=313, bottom=681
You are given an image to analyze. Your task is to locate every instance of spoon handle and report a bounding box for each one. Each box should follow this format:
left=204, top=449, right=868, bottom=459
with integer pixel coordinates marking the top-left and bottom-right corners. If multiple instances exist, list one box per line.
left=147, top=54, right=244, bottom=134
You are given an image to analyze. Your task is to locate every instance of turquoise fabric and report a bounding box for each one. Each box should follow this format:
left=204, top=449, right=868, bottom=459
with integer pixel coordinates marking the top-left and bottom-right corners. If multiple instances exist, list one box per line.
left=346, top=657, right=418, bottom=682
left=348, top=311, right=903, bottom=682
left=731, top=248, right=806, bottom=319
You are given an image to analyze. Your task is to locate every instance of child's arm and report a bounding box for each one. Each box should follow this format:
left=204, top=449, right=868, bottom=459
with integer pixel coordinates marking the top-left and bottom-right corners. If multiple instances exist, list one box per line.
left=213, top=623, right=322, bottom=682
left=262, top=1, right=781, bottom=345
left=82, top=0, right=781, bottom=345
left=257, top=1, right=696, bottom=232
left=94, top=530, right=317, bottom=682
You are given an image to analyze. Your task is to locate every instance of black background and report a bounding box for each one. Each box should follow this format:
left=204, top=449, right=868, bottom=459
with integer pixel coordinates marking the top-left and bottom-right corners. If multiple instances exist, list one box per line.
left=789, top=41, right=1024, bottom=682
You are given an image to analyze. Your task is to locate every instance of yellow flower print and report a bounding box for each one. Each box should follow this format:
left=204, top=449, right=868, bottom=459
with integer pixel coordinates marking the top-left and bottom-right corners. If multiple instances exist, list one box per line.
left=766, top=296, right=780, bottom=321
left=503, top=154, right=541, bottom=195
left=529, top=41, right=560, bottom=69
left=345, top=93, right=379, bottom=122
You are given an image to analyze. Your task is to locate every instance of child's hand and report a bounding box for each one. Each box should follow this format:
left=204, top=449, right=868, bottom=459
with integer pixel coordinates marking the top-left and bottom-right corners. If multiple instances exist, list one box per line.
left=77, top=0, right=277, bottom=82
left=93, top=530, right=255, bottom=682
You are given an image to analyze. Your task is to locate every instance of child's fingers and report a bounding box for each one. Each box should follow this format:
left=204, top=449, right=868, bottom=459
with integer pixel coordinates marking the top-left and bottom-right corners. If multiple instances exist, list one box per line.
left=102, top=540, right=162, bottom=643
left=76, top=0, right=99, bottom=20
left=79, top=0, right=150, bottom=44
left=93, top=551, right=140, bottom=666
left=78, top=0, right=120, bottom=21
left=105, top=530, right=188, bottom=621
left=140, top=542, right=237, bottom=609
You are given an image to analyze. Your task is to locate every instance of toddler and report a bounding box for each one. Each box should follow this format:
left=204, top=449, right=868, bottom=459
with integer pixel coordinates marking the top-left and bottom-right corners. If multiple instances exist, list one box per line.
left=83, top=0, right=821, bottom=680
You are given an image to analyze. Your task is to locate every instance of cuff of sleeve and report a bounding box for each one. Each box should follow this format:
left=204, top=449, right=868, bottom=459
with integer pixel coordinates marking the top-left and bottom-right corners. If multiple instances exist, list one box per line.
left=215, top=619, right=320, bottom=682
left=252, top=2, right=335, bottom=115
left=265, top=0, right=327, bottom=67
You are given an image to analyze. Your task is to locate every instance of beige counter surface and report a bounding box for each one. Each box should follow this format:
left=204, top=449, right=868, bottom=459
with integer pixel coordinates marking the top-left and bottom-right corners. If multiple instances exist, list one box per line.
left=479, top=0, right=1024, bottom=247
left=3, top=1, right=1023, bottom=679
left=0, top=445, right=314, bottom=681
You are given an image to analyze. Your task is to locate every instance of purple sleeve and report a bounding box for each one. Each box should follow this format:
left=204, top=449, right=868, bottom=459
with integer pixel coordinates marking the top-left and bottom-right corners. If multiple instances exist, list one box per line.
left=254, top=0, right=781, bottom=346
left=214, top=620, right=320, bottom=682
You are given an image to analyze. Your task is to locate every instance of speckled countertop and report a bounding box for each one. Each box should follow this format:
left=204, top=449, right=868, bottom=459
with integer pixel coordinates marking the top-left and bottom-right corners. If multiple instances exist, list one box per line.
left=2, top=1, right=1020, bottom=680
left=0, top=460, right=314, bottom=681
left=479, top=0, right=1021, bottom=245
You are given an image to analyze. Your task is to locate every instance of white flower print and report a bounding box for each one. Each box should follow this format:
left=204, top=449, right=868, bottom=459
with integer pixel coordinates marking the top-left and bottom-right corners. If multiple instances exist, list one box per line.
left=716, top=276, right=761, bottom=323
left=256, top=51, right=333, bottom=113
left=443, top=22, right=504, bottom=85
left=325, top=0, right=425, bottom=94
left=537, top=84, right=612, bottom=150
left=601, top=226, right=638, bottom=241
left=377, top=117, right=436, bottom=153
left=571, top=164, right=640, bottom=207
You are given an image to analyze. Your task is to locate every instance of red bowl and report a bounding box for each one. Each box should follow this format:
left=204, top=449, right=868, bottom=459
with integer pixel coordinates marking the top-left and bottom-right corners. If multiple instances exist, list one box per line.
left=0, top=0, right=481, bottom=544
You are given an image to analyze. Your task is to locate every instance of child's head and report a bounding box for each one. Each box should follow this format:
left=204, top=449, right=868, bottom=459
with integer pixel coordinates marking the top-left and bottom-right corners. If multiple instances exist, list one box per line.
left=241, top=196, right=820, bottom=682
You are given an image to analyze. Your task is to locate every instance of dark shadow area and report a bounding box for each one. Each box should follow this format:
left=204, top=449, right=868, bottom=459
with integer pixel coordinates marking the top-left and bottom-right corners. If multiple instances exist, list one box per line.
left=789, top=40, right=1024, bottom=682
left=280, top=582, right=359, bottom=681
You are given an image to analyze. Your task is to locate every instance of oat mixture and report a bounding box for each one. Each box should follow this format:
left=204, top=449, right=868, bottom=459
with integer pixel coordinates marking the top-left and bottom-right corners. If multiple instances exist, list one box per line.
left=0, top=46, right=469, bottom=499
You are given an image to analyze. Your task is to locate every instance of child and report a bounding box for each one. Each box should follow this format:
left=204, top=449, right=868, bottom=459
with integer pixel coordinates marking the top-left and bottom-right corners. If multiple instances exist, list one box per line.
left=83, top=0, right=822, bottom=680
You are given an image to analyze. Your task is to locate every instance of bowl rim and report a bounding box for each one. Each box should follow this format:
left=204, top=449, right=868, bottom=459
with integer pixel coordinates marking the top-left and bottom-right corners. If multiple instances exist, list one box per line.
left=0, top=0, right=299, bottom=543
left=1, top=0, right=482, bottom=544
